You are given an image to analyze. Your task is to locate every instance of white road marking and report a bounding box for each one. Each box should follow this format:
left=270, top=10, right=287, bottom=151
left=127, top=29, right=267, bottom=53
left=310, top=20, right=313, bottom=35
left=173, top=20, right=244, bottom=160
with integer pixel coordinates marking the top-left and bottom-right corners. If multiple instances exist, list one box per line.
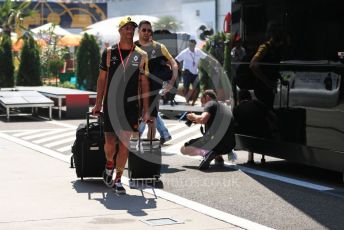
left=57, top=145, right=73, bottom=152
left=44, top=137, right=75, bottom=148
left=47, top=120, right=78, bottom=129
left=33, top=131, right=75, bottom=144
left=0, top=133, right=71, bottom=163
left=226, top=163, right=334, bottom=191
left=12, top=130, right=42, bottom=137
left=22, top=129, right=72, bottom=140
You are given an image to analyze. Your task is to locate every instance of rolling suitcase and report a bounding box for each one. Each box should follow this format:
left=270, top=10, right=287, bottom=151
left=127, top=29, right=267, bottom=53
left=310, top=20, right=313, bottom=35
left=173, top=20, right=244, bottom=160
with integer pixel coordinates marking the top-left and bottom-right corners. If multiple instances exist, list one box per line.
left=71, top=112, right=106, bottom=181
left=274, top=80, right=307, bottom=144
left=128, top=128, right=162, bottom=182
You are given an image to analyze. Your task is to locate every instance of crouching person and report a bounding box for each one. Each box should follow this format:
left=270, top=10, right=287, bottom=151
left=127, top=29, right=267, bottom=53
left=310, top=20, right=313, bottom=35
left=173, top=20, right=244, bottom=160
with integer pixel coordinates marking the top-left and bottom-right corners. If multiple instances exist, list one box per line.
left=180, top=89, right=236, bottom=170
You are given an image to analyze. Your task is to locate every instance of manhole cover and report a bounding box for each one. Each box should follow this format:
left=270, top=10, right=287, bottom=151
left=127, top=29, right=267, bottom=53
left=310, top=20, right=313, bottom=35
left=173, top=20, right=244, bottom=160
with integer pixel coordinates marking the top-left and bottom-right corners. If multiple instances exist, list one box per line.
left=141, top=218, right=183, bottom=226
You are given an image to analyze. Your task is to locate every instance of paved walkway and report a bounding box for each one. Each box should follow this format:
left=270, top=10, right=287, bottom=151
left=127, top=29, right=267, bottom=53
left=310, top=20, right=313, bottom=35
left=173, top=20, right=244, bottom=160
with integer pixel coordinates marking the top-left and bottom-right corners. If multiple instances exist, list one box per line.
left=0, top=137, right=242, bottom=230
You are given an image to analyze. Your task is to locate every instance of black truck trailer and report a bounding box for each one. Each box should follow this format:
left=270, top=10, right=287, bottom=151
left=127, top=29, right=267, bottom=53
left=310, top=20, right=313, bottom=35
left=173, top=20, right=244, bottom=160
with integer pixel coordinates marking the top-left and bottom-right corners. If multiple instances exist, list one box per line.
left=231, top=0, right=344, bottom=181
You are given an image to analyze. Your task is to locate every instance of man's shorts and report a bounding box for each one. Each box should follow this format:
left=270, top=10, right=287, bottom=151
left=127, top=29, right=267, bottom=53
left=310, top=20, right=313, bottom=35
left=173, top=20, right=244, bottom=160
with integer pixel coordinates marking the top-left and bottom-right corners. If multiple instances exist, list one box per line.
left=103, top=103, right=140, bottom=133
left=182, top=70, right=199, bottom=90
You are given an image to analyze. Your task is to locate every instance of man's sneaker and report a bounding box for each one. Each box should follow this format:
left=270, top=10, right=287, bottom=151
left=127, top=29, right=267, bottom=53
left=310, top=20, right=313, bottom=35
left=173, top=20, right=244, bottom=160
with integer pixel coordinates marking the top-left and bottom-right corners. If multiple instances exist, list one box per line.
left=214, top=155, right=224, bottom=166
left=114, top=181, right=126, bottom=194
left=102, top=168, right=115, bottom=188
left=160, top=135, right=172, bottom=145
left=199, top=151, right=218, bottom=170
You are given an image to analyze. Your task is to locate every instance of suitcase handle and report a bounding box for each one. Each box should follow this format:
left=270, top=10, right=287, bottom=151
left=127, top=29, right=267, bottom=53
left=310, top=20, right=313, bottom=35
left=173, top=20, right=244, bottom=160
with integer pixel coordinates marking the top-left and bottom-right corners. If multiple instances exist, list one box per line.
left=138, top=120, right=154, bottom=153
left=86, top=112, right=103, bottom=135
left=279, top=78, right=290, bottom=109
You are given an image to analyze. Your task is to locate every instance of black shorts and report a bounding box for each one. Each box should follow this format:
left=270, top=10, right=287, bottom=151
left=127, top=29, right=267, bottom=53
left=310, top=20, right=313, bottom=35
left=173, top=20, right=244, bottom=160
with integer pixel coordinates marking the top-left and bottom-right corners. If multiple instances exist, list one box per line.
left=182, top=70, right=199, bottom=90
left=103, top=103, right=140, bottom=133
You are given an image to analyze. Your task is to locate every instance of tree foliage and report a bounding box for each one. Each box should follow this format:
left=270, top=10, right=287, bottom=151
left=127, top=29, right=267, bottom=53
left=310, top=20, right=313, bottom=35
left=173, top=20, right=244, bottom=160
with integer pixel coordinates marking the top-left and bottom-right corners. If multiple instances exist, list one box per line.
left=0, top=34, right=14, bottom=87
left=0, top=0, right=32, bottom=36
left=153, top=16, right=182, bottom=32
left=199, top=32, right=232, bottom=92
left=76, top=33, right=100, bottom=91
left=17, top=36, right=41, bottom=86
left=38, top=24, right=68, bottom=79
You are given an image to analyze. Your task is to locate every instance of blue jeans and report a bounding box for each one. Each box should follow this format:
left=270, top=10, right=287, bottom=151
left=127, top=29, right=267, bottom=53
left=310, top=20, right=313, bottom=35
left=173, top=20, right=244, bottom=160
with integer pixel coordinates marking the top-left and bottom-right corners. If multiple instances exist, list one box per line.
left=139, top=112, right=171, bottom=139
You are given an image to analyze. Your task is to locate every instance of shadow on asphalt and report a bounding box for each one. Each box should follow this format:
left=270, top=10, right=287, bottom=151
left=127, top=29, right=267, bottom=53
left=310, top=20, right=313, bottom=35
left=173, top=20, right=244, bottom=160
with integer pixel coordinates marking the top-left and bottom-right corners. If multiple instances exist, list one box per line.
left=237, top=160, right=344, bottom=188
left=183, top=165, right=238, bottom=172
left=249, top=174, right=344, bottom=230
left=71, top=179, right=157, bottom=216
left=160, top=164, right=186, bottom=174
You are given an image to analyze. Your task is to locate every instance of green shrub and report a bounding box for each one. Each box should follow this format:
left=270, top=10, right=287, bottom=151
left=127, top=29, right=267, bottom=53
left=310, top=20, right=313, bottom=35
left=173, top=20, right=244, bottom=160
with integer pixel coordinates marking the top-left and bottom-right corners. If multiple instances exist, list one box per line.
left=17, top=36, right=42, bottom=86
left=0, top=35, right=15, bottom=87
left=76, top=33, right=100, bottom=91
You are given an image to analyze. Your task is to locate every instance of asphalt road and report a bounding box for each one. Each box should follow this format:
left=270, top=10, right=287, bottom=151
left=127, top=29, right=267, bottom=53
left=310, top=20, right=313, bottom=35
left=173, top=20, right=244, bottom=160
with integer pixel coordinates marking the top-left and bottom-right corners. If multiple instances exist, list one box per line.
left=1, top=115, right=344, bottom=229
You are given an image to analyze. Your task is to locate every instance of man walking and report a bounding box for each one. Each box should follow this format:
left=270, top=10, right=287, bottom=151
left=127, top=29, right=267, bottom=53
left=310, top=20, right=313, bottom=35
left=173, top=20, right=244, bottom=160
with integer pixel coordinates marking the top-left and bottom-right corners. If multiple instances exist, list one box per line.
left=135, top=20, right=178, bottom=142
left=175, top=36, right=216, bottom=105
left=91, top=16, right=150, bottom=194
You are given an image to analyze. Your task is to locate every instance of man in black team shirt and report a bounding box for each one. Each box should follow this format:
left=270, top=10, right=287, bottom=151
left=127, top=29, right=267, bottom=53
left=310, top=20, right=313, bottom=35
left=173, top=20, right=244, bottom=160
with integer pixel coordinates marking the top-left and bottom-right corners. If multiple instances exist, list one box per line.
left=91, top=16, right=150, bottom=194
left=135, top=20, right=178, bottom=141
left=180, top=89, right=236, bottom=170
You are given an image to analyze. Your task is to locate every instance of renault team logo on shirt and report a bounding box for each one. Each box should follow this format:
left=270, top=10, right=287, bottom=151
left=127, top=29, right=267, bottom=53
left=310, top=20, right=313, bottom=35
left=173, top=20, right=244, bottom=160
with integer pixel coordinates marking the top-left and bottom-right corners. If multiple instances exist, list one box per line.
left=151, top=49, right=157, bottom=58
left=132, top=55, right=139, bottom=66
left=111, top=56, right=118, bottom=64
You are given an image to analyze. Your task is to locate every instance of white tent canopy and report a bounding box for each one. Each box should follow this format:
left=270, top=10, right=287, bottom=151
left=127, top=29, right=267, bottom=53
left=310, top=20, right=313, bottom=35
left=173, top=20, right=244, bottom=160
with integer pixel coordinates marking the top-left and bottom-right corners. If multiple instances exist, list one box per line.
left=31, top=23, right=71, bottom=36
left=82, top=15, right=159, bottom=45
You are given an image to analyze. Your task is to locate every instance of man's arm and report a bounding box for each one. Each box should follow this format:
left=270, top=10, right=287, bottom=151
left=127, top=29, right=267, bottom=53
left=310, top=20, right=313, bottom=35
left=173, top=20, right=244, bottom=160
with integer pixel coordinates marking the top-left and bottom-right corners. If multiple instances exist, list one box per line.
left=186, top=112, right=210, bottom=125
left=160, top=44, right=179, bottom=91
left=91, top=70, right=107, bottom=114
left=166, top=58, right=178, bottom=91
left=140, top=53, right=150, bottom=122
left=249, top=44, right=275, bottom=89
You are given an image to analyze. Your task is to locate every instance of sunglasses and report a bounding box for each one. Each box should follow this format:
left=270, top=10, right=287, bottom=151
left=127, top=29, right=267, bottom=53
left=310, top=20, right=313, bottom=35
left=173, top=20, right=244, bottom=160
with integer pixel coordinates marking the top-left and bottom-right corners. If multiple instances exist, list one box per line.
left=141, top=28, right=152, bottom=33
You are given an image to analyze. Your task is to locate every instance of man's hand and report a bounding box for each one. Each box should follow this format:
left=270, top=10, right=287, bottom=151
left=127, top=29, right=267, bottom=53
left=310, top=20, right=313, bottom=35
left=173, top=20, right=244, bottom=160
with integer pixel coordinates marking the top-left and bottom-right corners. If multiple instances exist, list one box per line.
left=165, top=82, right=173, bottom=92
left=91, top=104, right=102, bottom=116
left=143, top=112, right=151, bottom=124
left=186, top=113, right=196, bottom=122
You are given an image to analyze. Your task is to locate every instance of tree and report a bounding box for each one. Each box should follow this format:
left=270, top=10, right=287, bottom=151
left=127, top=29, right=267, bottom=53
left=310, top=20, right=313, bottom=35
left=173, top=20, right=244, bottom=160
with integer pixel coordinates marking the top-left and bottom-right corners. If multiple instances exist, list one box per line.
left=153, top=16, right=182, bottom=32
left=0, top=0, right=32, bottom=36
left=17, top=36, right=41, bottom=86
left=199, top=32, right=231, bottom=98
left=76, top=33, right=100, bottom=91
left=0, top=35, right=14, bottom=87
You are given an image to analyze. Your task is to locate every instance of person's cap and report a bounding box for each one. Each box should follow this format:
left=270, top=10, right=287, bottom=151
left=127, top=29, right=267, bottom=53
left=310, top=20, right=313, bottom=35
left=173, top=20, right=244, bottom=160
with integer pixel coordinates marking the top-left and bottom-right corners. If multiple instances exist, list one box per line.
left=118, top=16, right=138, bottom=29
left=189, top=35, right=197, bottom=42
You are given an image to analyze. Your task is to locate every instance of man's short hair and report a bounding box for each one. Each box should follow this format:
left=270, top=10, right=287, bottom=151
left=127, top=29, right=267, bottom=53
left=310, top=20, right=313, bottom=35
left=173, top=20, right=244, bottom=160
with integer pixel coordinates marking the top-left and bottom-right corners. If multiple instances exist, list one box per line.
left=138, top=20, right=151, bottom=29
left=203, top=89, right=217, bottom=100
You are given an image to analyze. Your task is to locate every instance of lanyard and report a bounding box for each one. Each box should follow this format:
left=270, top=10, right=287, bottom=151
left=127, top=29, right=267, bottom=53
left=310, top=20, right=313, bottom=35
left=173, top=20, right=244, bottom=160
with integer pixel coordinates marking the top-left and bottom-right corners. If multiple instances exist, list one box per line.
left=189, top=50, right=196, bottom=67
left=118, top=43, right=135, bottom=73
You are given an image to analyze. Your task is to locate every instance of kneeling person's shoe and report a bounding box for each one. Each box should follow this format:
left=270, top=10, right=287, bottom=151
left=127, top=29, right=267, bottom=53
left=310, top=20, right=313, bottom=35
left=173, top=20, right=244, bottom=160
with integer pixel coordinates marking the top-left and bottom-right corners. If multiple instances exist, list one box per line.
left=214, top=155, right=224, bottom=166
left=114, top=181, right=126, bottom=194
left=199, top=151, right=217, bottom=170
left=102, top=167, right=115, bottom=188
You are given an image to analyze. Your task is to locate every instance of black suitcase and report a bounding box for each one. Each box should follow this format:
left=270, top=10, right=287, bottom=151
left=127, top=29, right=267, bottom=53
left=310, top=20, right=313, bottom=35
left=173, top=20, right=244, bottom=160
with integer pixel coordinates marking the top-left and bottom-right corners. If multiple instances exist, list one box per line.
left=128, top=134, right=162, bottom=182
left=274, top=80, right=307, bottom=144
left=71, top=112, right=106, bottom=181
